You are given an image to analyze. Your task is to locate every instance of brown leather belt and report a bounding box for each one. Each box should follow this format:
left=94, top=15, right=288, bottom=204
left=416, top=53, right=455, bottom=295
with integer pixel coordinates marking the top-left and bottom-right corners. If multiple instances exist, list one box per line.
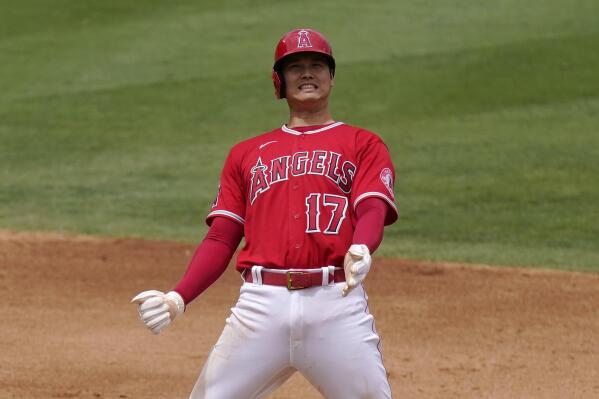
left=244, top=268, right=345, bottom=290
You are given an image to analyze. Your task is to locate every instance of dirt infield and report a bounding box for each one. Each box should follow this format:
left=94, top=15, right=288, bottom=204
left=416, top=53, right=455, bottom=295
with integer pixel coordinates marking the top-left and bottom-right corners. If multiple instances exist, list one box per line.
left=1, top=230, right=598, bottom=399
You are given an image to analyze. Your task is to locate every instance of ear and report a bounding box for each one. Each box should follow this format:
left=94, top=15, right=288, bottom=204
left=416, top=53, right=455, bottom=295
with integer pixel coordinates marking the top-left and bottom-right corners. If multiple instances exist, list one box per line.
left=272, top=70, right=285, bottom=99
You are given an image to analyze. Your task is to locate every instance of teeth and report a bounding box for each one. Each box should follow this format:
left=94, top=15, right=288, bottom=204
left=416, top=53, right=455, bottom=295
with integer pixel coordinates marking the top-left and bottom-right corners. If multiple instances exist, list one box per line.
left=300, top=84, right=316, bottom=89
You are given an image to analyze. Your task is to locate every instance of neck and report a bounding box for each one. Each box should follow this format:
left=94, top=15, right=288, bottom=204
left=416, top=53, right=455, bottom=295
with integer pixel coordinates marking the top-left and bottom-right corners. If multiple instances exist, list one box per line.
left=287, top=106, right=334, bottom=128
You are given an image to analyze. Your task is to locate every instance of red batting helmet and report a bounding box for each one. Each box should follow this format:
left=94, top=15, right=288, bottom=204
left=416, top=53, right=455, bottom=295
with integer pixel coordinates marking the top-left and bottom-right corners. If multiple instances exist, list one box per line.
left=272, top=28, right=336, bottom=99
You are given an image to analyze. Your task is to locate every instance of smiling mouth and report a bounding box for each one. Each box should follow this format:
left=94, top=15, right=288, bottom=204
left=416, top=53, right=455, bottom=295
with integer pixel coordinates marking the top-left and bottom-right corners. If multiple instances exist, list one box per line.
left=299, top=83, right=318, bottom=90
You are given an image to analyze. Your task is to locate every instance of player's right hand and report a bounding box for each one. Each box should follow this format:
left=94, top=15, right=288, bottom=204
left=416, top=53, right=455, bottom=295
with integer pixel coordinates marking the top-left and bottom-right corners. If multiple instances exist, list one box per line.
left=131, top=290, right=185, bottom=334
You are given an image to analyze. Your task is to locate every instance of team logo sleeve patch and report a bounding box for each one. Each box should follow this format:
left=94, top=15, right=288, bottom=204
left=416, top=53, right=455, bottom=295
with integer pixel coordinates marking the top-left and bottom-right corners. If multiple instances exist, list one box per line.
left=206, top=149, right=246, bottom=226
left=350, top=132, right=398, bottom=225
left=380, top=168, right=394, bottom=199
left=211, top=184, right=221, bottom=208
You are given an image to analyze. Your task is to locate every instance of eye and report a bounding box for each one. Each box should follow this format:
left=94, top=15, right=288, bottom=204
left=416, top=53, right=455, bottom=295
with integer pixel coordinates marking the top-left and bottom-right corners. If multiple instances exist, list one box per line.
left=287, top=63, right=302, bottom=72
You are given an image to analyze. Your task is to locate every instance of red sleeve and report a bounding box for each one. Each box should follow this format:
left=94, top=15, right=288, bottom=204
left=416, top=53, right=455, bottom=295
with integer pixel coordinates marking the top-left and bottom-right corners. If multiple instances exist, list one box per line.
left=173, top=217, right=243, bottom=305
left=353, top=197, right=387, bottom=253
left=350, top=131, right=398, bottom=225
left=206, top=147, right=246, bottom=226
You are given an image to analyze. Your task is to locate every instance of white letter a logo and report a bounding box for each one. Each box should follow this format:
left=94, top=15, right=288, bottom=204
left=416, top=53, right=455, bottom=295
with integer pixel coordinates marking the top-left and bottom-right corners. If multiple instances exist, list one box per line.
left=297, top=30, right=313, bottom=48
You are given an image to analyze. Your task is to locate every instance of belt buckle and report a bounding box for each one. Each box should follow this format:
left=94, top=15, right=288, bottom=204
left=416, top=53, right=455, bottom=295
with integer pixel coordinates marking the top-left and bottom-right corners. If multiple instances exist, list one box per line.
left=287, top=270, right=308, bottom=290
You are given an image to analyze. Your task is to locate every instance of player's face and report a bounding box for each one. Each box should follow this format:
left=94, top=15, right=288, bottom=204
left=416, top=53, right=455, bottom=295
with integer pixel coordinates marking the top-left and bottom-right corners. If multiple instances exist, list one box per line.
left=282, top=53, right=333, bottom=107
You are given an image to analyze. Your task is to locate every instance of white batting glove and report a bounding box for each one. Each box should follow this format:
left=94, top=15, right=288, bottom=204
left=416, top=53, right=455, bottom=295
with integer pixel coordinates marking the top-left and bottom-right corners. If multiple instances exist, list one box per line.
left=131, top=290, right=185, bottom=334
left=342, top=244, right=372, bottom=297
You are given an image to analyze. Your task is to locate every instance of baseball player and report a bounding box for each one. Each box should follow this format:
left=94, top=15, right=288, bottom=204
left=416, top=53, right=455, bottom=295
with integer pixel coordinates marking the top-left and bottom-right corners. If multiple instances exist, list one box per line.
left=132, top=28, right=398, bottom=398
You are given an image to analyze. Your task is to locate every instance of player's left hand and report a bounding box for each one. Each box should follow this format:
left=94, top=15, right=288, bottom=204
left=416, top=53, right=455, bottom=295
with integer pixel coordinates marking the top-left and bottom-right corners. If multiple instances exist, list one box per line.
left=131, top=290, right=185, bottom=334
left=342, top=244, right=371, bottom=296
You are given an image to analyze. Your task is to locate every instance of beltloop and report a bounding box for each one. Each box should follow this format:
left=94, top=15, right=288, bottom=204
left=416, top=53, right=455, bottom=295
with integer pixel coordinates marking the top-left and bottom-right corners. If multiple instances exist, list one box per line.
left=251, top=265, right=264, bottom=285
left=327, top=266, right=336, bottom=286
left=321, top=267, right=329, bottom=285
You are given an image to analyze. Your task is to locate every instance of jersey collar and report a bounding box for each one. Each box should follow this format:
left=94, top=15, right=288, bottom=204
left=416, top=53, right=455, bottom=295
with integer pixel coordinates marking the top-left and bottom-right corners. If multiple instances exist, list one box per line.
left=281, top=121, right=344, bottom=136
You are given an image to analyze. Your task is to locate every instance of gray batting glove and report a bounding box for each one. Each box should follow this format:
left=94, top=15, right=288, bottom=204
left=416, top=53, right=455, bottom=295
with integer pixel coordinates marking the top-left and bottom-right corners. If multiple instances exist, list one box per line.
left=131, top=290, right=185, bottom=334
left=342, top=244, right=371, bottom=296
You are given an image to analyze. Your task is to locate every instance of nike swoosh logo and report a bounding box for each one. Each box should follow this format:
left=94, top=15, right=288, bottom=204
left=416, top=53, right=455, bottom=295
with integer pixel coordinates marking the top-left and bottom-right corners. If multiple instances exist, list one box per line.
left=259, top=140, right=278, bottom=150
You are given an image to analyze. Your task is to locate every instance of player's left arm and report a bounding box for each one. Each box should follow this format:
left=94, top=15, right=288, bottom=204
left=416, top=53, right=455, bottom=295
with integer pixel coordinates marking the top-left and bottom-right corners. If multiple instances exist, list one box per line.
left=353, top=197, right=387, bottom=253
left=343, top=131, right=398, bottom=296
left=342, top=197, right=387, bottom=296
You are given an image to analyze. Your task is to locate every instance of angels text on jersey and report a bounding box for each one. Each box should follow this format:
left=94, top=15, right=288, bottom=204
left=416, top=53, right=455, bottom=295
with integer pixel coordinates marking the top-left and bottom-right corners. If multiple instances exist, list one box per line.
left=249, top=149, right=356, bottom=205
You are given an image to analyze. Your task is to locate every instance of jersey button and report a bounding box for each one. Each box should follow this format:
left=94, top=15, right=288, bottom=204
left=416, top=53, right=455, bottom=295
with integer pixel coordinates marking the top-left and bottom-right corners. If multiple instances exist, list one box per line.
left=295, top=243, right=301, bottom=249
left=292, top=184, right=299, bottom=190
left=294, top=213, right=300, bottom=220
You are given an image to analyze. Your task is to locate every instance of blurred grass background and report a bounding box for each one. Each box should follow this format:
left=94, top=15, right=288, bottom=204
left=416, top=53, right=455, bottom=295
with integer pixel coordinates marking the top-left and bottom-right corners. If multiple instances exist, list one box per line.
left=1, top=0, right=598, bottom=271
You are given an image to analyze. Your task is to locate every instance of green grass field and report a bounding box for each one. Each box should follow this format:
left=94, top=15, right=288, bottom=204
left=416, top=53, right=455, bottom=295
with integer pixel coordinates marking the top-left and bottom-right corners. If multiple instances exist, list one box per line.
left=1, top=1, right=598, bottom=271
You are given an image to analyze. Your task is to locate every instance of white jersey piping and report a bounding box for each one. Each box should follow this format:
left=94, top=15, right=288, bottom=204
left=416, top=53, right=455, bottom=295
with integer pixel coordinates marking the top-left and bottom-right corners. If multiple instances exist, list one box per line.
left=207, top=210, right=245, bottom=225
left=353, top=192, right=398, bottom=214
left=281, top=121, right=344, bottom=136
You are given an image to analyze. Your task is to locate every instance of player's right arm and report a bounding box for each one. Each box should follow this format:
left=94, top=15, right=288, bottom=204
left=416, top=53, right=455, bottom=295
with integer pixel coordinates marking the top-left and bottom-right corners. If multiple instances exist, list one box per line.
left=132, top=146, right=247, bottom=335
left=131, top=217, right=243, bottom=334
left=174, top=216, right=243, bottom=304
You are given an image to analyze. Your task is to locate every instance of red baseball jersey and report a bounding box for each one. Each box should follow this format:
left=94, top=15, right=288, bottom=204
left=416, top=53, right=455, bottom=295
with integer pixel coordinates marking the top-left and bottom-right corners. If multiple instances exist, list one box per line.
left=207, top=122, right=398, bottom=271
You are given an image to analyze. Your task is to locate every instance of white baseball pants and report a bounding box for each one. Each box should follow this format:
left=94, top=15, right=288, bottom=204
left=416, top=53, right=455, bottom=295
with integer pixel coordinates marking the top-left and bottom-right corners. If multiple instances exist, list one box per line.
left=189, top=276, right=392, bottom=398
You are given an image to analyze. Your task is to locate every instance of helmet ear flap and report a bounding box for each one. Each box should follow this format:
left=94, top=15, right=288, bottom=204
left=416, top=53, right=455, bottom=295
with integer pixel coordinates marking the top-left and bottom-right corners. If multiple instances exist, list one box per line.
left=272, top=70, right=286, bottom=99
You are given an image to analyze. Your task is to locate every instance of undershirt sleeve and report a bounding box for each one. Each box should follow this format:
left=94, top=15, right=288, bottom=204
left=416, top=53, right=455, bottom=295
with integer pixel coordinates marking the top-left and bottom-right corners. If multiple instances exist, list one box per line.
left=173, top=216, right=244, bottom=305
left=352, top=197, right=388, bottom=253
